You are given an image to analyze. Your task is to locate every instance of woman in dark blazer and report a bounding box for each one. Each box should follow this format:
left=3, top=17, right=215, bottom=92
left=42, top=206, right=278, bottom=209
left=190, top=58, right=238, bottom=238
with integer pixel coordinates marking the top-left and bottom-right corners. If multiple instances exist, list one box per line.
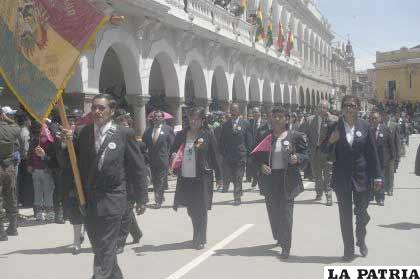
left=321, top=95, right=382, bottom=262
left=252, top=107, right=309, bottom=259
left=171, top=107, right=222, bottom=250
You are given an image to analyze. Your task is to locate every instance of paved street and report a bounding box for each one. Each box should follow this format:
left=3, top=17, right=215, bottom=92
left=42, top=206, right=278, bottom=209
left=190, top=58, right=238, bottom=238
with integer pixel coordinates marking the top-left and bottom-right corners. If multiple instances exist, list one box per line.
left=2, top=135, right=420, bottom=279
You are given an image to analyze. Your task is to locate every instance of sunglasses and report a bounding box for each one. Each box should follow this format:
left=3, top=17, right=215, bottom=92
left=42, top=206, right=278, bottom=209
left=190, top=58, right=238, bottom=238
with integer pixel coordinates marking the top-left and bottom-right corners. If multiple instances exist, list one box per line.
left=91, top=104, right=108, bottom=112
left=343, top=103, right=357, bottom=109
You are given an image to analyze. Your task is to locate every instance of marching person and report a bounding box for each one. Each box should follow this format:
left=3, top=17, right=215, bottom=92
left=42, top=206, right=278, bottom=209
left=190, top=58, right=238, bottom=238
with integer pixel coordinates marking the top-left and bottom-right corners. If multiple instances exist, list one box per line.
left=171, top=107, right=221, bottom=250
left=63, top=94, right=149, bottom=279
left=369, top=112, right=396, bottom=206
left=248, top=107, right=266, bottom=190
left=115, top=112, right=143, bottom=254
left=0, top=109, right=21, bottom=240
left=382, top=111, right=401, bottom=196
left=142, top=110, right=174, bottom=209
left=252, top=107, right=308, bottom=259
left=301, top=100, right=338, bottom=205
left=219, top=103, right=252, bottom=205
left=321, top=95, right=382, bottom=262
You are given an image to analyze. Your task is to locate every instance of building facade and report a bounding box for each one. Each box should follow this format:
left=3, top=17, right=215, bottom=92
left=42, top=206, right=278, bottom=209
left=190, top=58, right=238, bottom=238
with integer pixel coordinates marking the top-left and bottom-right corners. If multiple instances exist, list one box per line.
left=375, top=45, right=420, bottom=103
left=1, top=0, right=354, bottom=134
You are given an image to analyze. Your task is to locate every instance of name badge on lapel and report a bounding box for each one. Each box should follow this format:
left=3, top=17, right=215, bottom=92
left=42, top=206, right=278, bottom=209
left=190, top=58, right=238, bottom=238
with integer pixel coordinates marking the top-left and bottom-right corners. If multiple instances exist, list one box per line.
left=108, top=142, right=116, bottom=150
left=379, top=133, right=384, bottom=138
left=356, top=131, right=362, bottom=137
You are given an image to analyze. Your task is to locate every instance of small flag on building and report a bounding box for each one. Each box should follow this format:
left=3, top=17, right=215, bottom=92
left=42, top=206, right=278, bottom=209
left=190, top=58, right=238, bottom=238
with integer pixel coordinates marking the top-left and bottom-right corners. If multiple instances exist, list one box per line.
left=265, top=20, right=273, bottom=48
left=254, top=5, right=265, bottom=43
left=285, top=30, right=294, bottom=57
left=277, top=21, right=285, bottom=53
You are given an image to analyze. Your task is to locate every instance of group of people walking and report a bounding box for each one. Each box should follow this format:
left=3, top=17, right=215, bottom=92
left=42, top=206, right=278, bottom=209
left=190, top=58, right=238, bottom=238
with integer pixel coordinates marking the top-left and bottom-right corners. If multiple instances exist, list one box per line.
left=0, top=91, right=414, bottom=279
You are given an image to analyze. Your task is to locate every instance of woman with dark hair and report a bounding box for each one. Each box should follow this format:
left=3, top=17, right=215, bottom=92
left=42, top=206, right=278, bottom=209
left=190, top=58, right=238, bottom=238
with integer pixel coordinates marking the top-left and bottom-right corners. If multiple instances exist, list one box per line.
left=321, top=95, right=382, bottom=262
left=171, top=107, right=221, bottom=250
left=252, top=107, right=309, bottom=259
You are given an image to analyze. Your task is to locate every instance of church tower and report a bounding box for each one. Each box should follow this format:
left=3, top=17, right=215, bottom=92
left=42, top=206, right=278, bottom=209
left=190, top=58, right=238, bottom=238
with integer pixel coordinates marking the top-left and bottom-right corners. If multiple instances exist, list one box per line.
left=345, top=40, right=355, bottom=74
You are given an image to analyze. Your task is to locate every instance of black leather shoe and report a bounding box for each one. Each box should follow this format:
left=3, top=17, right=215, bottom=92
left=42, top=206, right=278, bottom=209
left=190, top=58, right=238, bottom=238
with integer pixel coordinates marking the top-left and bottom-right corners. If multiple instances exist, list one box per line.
left=359, top=244, right=368, bottom=257
left=0, top=233, right=7, bottom=241
left=326, top=199, right=333, bottom=206
left=276, top=240, right=281, bottom=247
left=234, top=199, right=241, bottom=206
left=280, top=249, right=290, bottom=259
left=342, top=254, right=355, bottom=262
left=154, top=203, right=162, bottom=209
left=315, top=193, right=322, bottom=201
left=378, top=200, right=385, bottom=206
left=6, top=227, right=18, bottom=236
left=132, top=233, right=143, bottom=244
left=116, top=246, right=124, bottom=254
left=195, top=244, right=205, bottom=250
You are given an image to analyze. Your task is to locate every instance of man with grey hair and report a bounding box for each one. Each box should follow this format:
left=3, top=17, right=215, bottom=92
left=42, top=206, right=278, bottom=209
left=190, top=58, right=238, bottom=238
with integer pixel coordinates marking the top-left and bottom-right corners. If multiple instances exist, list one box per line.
left=301, top=100, right=338, bottom=205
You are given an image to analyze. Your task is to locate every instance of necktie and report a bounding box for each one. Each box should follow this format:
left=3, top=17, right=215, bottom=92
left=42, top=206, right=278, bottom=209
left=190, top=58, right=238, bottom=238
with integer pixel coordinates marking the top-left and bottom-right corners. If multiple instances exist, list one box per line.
left=95, top=128, right=102, bottom=153
left=153, top=128, right=159, bottom=144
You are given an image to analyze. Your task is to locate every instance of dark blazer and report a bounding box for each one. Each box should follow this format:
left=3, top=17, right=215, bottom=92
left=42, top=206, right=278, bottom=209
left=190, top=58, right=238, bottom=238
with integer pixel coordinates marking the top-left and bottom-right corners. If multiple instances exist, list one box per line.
left=142, top=124, right=174, bottom=168
left=171, top=128, right=222, bottom=210
left=74, top=123, right=149, bottom=216
left=372, top=124, right=396, bottom=169
left=252, top=130, right=309, bottom=200
left=219, top=118, right=252, bottom=164
left=387, top=120, right=401, bottom=164
left=249, top=118, right=267, bottom=149
left=321, top=117, right=381, bottom=193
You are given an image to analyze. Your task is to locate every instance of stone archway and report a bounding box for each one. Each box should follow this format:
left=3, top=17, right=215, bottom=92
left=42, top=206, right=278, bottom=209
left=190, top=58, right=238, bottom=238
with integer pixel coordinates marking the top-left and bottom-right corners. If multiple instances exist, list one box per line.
left=299, top=86, right=305, bottom=107
left=311, top=89, right=316, bottom=107
left=274, top=82, right=282, bottom=105
left=211, top=66, right=229, bottom=111
left=283, top=83, right=290, bottom=105
left=316, top=91, right=320, bottom=105
left=184, top=61, right=207, bottom=108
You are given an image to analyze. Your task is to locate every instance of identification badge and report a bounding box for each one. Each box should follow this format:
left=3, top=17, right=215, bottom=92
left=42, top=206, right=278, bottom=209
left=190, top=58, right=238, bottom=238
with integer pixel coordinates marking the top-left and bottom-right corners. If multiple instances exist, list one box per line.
left=283, top=140, right=290, bottom=146
left=108, top=142, right=116, bottom=150
left=237, top=126, right=242, bottom=131
left=379, top=133, right=384, bottom=138
left=356, top=131, right=362, bottom=137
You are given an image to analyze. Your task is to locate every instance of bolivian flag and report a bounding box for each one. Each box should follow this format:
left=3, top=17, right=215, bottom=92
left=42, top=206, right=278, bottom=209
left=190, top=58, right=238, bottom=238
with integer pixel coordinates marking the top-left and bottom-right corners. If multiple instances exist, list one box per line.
left=285, top=30, right=294, bottom=57
left=0, top=0, right=108, bottom=123
left=265, top=20, right=273, bottom=48
left=254, top=6, right=265, bottom=43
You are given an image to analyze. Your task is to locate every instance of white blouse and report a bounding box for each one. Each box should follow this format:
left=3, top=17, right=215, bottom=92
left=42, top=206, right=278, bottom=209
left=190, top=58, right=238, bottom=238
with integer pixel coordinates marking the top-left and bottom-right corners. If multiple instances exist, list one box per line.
left=271, top=132, right=288, bottom=170
left=181, top=139, right=196, bottom=178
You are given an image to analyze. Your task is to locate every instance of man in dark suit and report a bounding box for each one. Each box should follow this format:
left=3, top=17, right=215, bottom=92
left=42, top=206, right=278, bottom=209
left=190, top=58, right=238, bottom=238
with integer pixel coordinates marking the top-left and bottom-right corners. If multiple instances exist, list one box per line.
left=65, top=94, right=149, bottom=279
left=219, top=103, right=252, bottom=205
left=142, top=111, right=174, bottom=209
left=382, top=111, right=400, bottom=196
left=247, top=107, right=266, bottom=189
left=321, top=96, right=382, bottom=262
left=368, top=112, right=396, bottom=206
left=301, top=101, right=338, bottom=205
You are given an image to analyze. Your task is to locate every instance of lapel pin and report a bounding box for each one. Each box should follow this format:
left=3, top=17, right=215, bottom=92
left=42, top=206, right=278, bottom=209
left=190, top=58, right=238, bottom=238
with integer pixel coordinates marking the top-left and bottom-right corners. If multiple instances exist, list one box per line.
left=356, top=131, right=362, bottom=137
left=160, top=131, right=164, bottom=135
left=108, top=142, right=117, bottom=150
left=379, top=133, right=384, bottom=138
left=283, top=140, right=290, bottom=146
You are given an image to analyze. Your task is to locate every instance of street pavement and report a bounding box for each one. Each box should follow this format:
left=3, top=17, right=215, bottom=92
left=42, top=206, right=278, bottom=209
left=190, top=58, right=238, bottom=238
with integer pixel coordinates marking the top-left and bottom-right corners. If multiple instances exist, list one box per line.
left=2, top=135, right=420, bottom=279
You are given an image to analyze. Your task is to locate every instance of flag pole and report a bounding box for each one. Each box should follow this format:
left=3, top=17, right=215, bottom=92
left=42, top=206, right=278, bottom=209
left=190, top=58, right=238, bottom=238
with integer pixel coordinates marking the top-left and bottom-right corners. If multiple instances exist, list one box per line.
left=57, top=96, right=86, bottom=208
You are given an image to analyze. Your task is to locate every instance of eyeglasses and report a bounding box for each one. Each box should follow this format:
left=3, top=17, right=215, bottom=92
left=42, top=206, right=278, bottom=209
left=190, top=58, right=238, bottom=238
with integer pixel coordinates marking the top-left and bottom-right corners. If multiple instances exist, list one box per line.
left=343, top=103, right=358, bottom=109
left=91, top=104, right=108, bottom=112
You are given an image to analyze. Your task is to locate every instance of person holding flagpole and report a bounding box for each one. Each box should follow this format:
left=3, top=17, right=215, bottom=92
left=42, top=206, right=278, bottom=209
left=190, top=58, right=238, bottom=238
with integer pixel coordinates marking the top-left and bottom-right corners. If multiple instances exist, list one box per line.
left=171, top=107, right=221, bottom=250
left=251, top=107, right=308, bottom=259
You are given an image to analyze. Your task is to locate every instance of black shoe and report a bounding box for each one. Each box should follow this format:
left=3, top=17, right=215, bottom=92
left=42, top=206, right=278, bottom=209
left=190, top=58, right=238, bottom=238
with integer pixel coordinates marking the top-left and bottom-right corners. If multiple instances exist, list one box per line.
left=154, top=203, right=162, bottom=209
left=234, top=199, right=241, bottom=206
left=0, top=230, right=7, bottom=241
left=116, top=246, right=124, bottom=254
left=315, top=193, right=322, bottom=201
left=388, top=191, right=393, bottom=196
left=280, top=248, right=290, bottom=259
left=6, top=227, right=18, bottom=236
left=276, top=240, right=281, bottom=247
left=326, top=199, right=333, bottom=206
left=132, top=233, right=143, bottom=244
left=195, top=244, right=205, bottom=250
left=378, top=200, right=385, bottom=206
left=342, top=254, right=355, bottom=262
left=221, top=189, right=228, bottom=193
left=359, top=244, right=368, bottom=257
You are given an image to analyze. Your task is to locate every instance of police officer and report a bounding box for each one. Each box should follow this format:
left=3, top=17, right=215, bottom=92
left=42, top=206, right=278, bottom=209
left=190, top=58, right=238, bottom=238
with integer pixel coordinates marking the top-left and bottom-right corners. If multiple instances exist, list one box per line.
left=0, top=108, right=21, bottom=240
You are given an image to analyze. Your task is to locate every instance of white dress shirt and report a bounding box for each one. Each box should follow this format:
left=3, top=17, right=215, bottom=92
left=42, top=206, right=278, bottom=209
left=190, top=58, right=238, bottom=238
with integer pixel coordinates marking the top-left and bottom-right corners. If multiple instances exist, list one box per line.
left=152, top=124, right=162, bottom=143
left=181, top=139, right=196, bottom=178
left=94, top=121, right=113, bottom=170
left=271, top=131, right=288, bottom=170
left=343, top=120, right=355, bottom=146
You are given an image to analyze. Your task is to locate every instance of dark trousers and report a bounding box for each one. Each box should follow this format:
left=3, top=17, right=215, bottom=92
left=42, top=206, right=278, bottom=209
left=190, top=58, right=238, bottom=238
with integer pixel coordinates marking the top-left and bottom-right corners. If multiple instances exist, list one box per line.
left=335, top=189, right=370, bottom=256
left=86, top=210, right=123, bottom=279
left=0, top=164, right=18, bottom=221
left=151, top=166, right=168, bottom=204
left=246, top=158, right=259, bottom=188
left=384, top=161, right=395, bottom=194
left=370, top=173, right=385, bottom=202
left=263, top=170, right=294, bottom=250
left=180, top=177, right=208, bottom=246
left=118, top=202, right=142, bottom=248
left=222, top=160, right=245, bottom=199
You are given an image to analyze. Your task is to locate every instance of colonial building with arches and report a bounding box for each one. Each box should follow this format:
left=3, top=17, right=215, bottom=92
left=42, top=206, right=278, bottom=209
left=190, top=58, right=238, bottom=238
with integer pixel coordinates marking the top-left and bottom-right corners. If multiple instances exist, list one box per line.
left=60, top=0, right=353, bottom=134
